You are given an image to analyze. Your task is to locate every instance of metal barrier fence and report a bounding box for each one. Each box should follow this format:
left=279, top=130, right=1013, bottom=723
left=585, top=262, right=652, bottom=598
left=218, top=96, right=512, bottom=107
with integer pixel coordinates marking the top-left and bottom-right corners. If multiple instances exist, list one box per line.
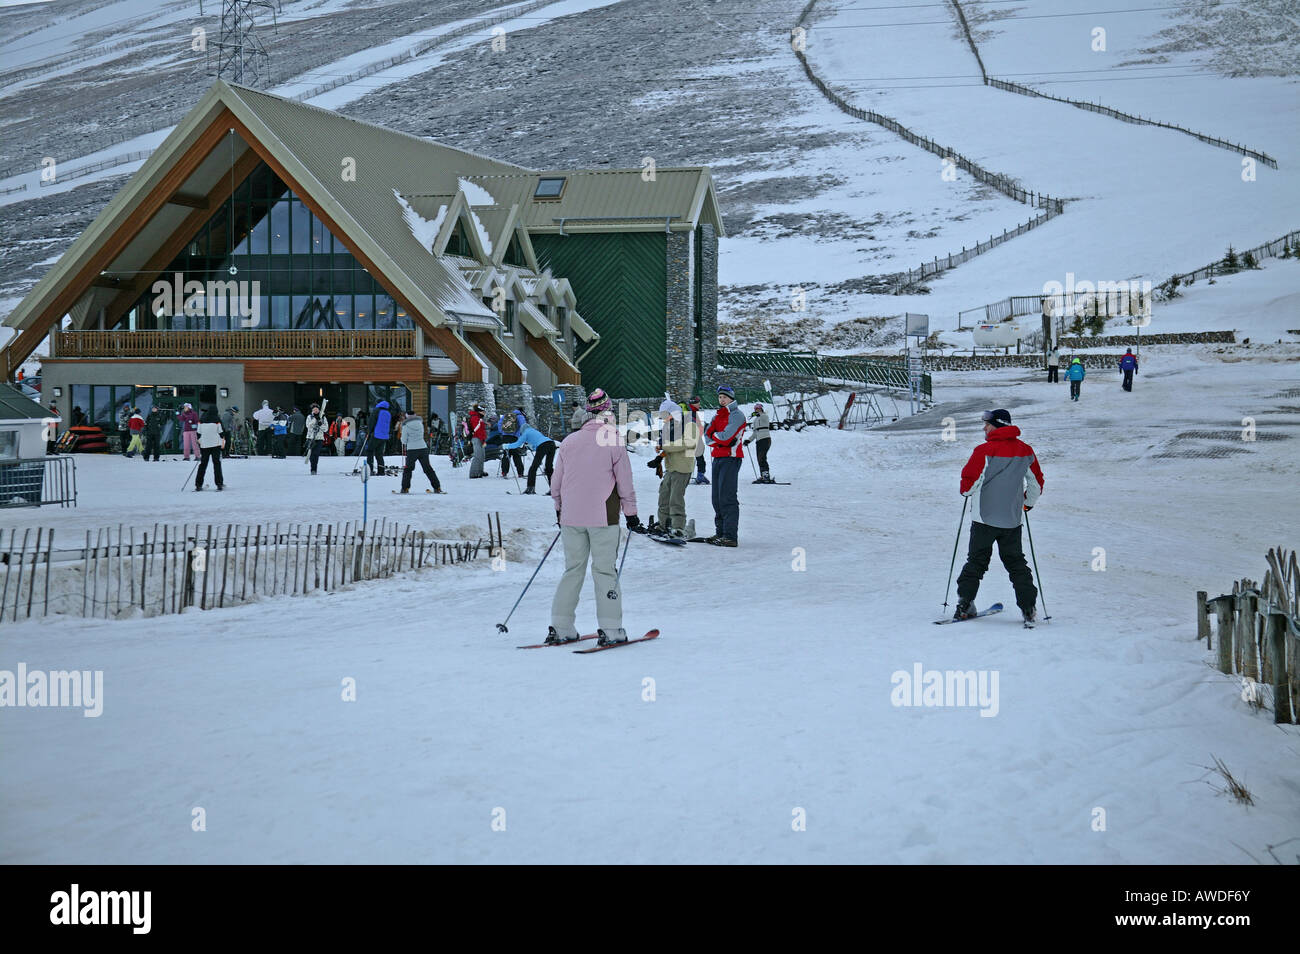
left=0, top=456, right=77, bottom=509
left=717, top=348, right=932, bottom=400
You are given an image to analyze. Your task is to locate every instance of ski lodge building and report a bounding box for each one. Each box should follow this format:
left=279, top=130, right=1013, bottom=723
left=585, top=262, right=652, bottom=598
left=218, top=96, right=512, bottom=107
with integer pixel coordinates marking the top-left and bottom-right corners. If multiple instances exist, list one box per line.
left=0, top=80, right=723, bottom=433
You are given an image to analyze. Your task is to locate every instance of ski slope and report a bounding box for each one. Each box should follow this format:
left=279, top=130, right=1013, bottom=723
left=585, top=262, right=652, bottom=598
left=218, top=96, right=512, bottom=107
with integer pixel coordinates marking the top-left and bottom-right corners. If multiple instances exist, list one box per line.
left=2, top=340, right=1297, bottom=863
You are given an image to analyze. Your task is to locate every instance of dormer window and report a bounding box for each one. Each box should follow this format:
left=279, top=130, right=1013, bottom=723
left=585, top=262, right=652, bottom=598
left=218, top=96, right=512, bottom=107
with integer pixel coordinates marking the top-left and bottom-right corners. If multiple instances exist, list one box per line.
left=534, top=177, right=566, bottom=199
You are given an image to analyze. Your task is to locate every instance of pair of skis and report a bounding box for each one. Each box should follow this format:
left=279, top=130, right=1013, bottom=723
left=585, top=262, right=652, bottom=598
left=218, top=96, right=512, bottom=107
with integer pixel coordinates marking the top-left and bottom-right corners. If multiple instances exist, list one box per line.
left=516, top=629, right=660, bottom=653
left=932, top=602, right=1044, bottom=629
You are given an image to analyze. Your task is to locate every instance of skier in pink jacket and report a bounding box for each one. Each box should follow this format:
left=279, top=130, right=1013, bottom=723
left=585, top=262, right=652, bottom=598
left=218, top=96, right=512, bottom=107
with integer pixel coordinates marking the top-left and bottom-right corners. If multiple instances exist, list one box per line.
left=546, top=387, right=639, bottom=646
left=178, top=403, right=201, bottom=460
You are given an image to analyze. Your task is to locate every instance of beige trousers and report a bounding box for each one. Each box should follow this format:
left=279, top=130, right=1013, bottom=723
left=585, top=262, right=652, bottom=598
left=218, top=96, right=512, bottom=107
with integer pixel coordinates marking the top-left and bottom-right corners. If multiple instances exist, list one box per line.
left=550, top=524, right=622, bottom=637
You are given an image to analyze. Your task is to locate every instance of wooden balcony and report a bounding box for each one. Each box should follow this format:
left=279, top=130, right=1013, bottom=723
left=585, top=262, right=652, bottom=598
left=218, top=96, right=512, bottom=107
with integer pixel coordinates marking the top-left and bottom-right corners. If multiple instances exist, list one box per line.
left=54, top=329, right=416, bottom=359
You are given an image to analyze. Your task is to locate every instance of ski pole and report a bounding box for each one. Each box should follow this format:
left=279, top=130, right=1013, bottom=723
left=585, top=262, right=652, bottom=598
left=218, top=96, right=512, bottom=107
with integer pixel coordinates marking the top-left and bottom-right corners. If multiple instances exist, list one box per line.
left=1024, top=510, right=1050, bottom=620
left=496, top=529, right=561, bottom=633
left=748, top=449, right=759, bottom=479
left=607, top=526, right=633, bottom=599
left=942, top=496, right=968, bottom=611
left=181, top=459, right=200, bottom=492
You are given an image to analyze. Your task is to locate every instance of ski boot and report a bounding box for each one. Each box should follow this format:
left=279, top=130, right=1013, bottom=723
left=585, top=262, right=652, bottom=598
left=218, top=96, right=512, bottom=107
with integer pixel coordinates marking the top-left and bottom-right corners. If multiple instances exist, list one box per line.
left=596, top=628, right=628, bottom=646
left=1021, top=606, right=1037, bottom=625
left=705, top=534, right=726, bottom=546
left=544, top=626, right=579, bottom=646
left=669, top=527, right=687, bottom=540
left=521, top=486, right=536, bottom=495
left=684, top=519, right=696, bottom=539
left=644, top=517, right=659, bottom=535
left=953, top=600, right=977, bottom=621
left=693, top=473, right=709, bottom=485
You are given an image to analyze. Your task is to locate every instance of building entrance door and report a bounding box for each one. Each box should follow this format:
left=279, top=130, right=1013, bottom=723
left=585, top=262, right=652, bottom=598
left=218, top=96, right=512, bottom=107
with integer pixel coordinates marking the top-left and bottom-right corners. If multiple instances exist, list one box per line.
left=294, top=383, right=347, bottom=416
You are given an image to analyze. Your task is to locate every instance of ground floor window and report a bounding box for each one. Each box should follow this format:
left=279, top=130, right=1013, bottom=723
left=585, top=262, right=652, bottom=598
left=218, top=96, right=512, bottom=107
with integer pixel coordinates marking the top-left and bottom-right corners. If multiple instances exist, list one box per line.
left=66, top=384, right=217, bottom=453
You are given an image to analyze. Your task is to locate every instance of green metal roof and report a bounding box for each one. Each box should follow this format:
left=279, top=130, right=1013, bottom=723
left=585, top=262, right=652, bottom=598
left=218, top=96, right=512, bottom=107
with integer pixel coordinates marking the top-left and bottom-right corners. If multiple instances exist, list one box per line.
left=464, top=169, right=724, bottom=236
left=0, top=383, right=54, bottom=421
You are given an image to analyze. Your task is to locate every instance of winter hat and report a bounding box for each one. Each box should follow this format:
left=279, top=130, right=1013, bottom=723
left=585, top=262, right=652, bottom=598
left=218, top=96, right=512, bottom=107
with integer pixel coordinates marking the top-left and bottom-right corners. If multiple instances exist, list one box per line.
left=716, top=385, right=735, bottom=400
left=183, top=402, right=192, bottom=409
left=688, top=395, right=701, bottom=407
left=261, top=400, right=269, bottom=407
left=586, top=388, right=611, bottom=414
left=658, top=398, right=679, bottom=416
left=754, top=404, right=764, bottom=413
left=982, top=408, right=1012, bottom=427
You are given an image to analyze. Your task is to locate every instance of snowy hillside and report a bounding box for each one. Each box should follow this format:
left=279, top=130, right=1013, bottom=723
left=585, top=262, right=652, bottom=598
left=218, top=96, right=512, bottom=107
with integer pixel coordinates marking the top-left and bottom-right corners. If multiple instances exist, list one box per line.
left=1, top=1, right=1298, bottom=869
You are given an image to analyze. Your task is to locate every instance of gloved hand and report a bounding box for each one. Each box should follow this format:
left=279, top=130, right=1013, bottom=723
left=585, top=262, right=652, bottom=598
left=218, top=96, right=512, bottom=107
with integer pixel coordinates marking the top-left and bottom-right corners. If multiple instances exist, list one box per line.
left=626, top=514, right=641, bottom=531
left=555, top=511, right=562, bottom=527
left=1024, top=505, right=1033, bottom=512
left=646, top=456, right=660, bottom=469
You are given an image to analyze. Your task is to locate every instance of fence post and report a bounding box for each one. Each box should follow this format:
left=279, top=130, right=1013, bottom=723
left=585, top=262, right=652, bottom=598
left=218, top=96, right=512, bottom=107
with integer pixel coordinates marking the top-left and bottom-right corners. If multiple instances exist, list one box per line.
left=1265, top=612, right=1293, bottom=724
left=1238, top=589, right=1259, bottom=680
left=1212, top=596, right=1234, bottom=673
left=1196, top=590, right=1209, bottom=643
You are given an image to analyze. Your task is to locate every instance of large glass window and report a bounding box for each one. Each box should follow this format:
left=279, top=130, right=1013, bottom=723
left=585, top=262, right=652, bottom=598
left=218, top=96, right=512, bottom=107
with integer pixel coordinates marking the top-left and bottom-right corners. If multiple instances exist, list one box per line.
left=116, top=162, right=413, bottom=333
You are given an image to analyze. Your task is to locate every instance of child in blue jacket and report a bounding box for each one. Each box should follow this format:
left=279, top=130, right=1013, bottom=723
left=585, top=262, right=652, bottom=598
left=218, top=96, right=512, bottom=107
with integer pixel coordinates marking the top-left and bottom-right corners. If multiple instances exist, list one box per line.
left=1066, top=358, right=1086, bottom=402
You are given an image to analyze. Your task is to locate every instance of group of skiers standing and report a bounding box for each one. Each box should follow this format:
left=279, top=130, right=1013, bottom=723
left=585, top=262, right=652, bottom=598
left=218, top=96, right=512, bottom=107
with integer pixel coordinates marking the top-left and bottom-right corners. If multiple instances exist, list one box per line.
left=1045, top=346, right=1139, bottom=401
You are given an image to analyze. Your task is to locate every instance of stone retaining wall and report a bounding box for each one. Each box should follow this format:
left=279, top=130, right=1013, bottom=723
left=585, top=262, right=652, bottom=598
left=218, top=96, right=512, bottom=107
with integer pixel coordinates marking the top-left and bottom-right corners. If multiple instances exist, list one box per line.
left=1057, top=331, right=1234, bottom=348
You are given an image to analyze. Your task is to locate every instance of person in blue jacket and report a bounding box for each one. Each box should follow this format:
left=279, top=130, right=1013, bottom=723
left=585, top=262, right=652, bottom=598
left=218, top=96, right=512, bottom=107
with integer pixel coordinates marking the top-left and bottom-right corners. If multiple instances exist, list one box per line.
left=503, top=422, right=557, bottom=494
left=367, top=399, right=392, bottom=475
left=1118, top=348, right=1138, bottom=392
left=1066, top=357, right=1086, bottom=402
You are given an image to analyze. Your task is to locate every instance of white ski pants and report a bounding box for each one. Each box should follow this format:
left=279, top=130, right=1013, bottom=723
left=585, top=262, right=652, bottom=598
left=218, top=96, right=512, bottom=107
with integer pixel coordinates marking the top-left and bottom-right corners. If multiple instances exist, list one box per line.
left=551, top=524, right=622, bottom=637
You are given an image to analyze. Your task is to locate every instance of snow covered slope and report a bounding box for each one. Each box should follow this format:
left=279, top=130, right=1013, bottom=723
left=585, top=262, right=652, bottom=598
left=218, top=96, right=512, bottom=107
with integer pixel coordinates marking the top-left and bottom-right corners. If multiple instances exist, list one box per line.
left=1, top=345, right=1297, bottom=863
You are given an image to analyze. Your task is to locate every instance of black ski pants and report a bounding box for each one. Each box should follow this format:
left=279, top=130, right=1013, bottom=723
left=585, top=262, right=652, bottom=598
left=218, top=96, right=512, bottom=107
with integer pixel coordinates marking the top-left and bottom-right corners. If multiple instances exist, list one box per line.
left=1069, top=380, right=1082, bottom=400
left=500, top=447, right=524, bottom=477
left=1047, top=366, right=1059, bottom=383
left=401, top=448, right=441, bottom=491
left=754, top=436, right=771, bottom=474
left=196, top=446, right=224, bottom=489
left=143, top=433, right=161, bottom=461
left=308, top=439, right=323, bottom=474
left=1122, top=369, right=1134, bottom=391
left=366, top=439, right=386, bottom=475
left=956, top=520, right=1037, bottom=613
left=526, top=440, right=556, bottom=489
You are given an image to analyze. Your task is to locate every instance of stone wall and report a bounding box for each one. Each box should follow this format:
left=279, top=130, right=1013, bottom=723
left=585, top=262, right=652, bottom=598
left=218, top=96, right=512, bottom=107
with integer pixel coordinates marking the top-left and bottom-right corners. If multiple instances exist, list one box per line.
left=698, top=224, right=719, bottom=393
left=455, top=381, right=496, bottom=420
left=665, top=230, right=694, bottom=400
left=493, top=383, right=536, bottom=428
left=924, top=354, right=1129, bottom=372
left=1056, top=331, right=1234, bottom=348
left=551, top=383, right=588, bottom=437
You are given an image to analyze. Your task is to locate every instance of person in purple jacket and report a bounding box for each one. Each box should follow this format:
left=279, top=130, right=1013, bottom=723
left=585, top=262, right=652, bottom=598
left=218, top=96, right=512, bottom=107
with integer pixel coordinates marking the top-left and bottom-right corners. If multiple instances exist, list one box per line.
left=1118, top=348, right=1138, bottom=392
left=178, top=403, right=200, bottom=460
left=546, top=387, right=639, bottom=647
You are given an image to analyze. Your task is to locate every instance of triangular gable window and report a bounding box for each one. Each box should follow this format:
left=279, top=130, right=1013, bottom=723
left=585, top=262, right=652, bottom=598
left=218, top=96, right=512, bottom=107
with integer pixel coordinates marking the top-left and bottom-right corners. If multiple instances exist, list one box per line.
left=446, top=220, right=472, bottom=258
left=504, top=233, right=527, bottom=268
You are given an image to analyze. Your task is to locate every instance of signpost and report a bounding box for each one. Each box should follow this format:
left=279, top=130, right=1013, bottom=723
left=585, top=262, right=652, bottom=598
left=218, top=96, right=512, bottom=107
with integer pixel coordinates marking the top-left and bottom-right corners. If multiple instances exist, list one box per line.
left=905, top=313, right=928, bottom=415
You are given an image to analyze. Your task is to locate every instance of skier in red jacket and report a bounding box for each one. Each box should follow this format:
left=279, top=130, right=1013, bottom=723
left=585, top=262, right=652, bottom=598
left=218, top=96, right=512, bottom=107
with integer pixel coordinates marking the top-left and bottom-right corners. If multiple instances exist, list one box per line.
left=703, top=385, right=747, bottom=546
left=954, top=408, right=1044, bottom=624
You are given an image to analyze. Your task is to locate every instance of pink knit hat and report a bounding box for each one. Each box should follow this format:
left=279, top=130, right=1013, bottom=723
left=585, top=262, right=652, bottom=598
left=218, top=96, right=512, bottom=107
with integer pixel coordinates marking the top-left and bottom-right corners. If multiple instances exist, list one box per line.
left=586, top=388, right=611, bottom=414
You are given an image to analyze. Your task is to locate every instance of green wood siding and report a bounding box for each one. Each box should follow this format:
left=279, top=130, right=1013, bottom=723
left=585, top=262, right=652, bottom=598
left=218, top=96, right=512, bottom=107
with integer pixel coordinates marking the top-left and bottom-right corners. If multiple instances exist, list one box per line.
left=532, top=232, right=666, bottom=398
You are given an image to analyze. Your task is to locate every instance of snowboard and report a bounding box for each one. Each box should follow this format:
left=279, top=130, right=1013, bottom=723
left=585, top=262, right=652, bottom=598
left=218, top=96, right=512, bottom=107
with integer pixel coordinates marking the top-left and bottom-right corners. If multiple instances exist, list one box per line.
left=573, top=629, right=660, bottom=654
left=645, top=531, right=687, bottom=546
left=933, top=602, right=1004, bottom=625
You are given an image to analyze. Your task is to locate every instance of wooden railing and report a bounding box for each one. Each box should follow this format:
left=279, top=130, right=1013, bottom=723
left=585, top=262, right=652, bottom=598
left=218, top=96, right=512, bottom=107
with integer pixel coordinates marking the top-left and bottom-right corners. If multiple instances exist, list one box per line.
left=55, top=329, right=416, bottom=359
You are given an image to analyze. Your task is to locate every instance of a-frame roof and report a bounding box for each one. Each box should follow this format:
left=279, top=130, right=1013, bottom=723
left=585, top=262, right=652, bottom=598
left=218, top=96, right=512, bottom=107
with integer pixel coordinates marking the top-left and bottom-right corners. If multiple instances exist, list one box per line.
left=1, top=80, right=526, bottom=369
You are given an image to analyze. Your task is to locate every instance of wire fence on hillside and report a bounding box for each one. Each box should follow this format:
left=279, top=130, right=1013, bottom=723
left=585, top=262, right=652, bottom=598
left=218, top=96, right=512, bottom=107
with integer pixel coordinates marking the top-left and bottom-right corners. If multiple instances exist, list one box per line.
left=943, top=0, right=1278, bottom=168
